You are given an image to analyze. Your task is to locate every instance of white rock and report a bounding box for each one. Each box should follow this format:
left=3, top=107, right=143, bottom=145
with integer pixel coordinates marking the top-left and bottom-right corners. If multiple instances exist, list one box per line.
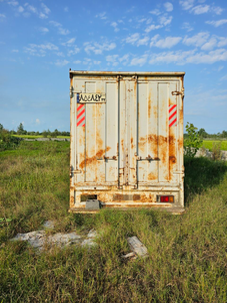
left=87, top=229, right=97, bottom=238
left=43, top=220, right=55, bottom=229
left=81, top=238, right=97, bottom=247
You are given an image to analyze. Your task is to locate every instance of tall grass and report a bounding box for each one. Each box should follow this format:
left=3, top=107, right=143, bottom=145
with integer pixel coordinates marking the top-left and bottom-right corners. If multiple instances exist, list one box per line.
left=0, top=142, right=227, bottom=302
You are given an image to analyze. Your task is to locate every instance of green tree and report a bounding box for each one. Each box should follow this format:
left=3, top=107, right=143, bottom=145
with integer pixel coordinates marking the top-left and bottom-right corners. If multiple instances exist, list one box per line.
left=198, top=128, right=207, bottom=139
left=221, top=130, right=227, bottom=138
left=17, top=123, right=25, bottom=135
left=0, top=123, right=3, bottom=132
left=42, top=129, right=51, bottom=138
left=184, top=122, right=203, bottom=157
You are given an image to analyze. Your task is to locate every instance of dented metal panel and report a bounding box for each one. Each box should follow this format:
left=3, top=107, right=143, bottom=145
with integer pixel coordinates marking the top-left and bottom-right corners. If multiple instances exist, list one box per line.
left=69, top=71, right=185, bottom=211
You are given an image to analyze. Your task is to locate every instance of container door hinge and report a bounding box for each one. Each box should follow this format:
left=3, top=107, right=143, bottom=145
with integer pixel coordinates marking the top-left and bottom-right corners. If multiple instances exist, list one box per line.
left=70, top=165, right=82, bottom=177
left=172, top=89, right=184, bottom=98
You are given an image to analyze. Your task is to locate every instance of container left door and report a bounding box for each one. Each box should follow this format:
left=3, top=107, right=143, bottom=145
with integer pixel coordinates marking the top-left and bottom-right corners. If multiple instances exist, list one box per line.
left=70, top=76, right=119, bottom=189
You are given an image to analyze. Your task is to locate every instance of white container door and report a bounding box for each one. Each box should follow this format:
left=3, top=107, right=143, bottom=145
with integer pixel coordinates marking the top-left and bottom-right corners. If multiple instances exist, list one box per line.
left=118, top=76, right=182, bottom=188
left=72, top=77, right=119, bottom=188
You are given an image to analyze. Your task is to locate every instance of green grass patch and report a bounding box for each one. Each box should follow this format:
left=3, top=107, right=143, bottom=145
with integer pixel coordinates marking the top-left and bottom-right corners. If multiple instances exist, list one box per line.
left=203, top=140, right=227, bottom=151
left=0, top=142, right=227, bottom=302
left=13, top=135, right=70, bottom=139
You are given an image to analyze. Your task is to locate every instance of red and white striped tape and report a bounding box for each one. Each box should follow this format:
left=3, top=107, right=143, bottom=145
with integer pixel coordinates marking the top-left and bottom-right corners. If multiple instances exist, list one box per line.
left=77, top=104, right=85, bottom=127
left=169, top=104, right=177, bottom=127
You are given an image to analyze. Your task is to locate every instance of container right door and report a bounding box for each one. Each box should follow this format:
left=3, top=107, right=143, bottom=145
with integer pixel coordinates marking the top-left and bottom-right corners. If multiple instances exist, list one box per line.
left=135, top=77, right=183, bottom=187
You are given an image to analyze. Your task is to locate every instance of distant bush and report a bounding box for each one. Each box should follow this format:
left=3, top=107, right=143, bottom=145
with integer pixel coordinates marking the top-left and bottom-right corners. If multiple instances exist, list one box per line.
left=0, top=128, right=22, bottom=151
left=184, top=122, right=203, bottom=157
left=212, top=141, right=222, bottom=161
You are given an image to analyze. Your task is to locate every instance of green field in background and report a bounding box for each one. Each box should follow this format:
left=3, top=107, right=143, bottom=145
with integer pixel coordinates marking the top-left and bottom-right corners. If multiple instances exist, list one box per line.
left=12, top=135, right=70, bottom=139
left=202, top=140, right=227, bottom=151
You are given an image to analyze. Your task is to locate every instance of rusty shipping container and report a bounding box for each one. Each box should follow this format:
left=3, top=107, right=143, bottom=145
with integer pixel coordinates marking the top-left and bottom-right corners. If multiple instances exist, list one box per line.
left=69, top=71, right=185, bottom=212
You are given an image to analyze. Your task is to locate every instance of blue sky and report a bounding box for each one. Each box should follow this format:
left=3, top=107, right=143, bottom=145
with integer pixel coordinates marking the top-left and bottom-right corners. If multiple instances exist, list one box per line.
left=0, top=0, right=227, bottom=133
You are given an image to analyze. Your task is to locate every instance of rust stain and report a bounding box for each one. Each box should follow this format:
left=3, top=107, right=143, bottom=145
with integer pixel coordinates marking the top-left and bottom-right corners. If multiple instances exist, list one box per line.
left=79, top=147, right=111, bottom=169
left=70, top=195, right=75, bottom=208
left=169, top=134, right=176, bottom=181
left=148, top=92, right=151, bottom=119
left=131, top=137, right=133, bottom=149
left=148, top=172, right=156, bottom=180
left=121, top=139, right=124, bottom=150
left=133, top=194, right=140, bottom=201
left=140, top=193, right=154, bottom=202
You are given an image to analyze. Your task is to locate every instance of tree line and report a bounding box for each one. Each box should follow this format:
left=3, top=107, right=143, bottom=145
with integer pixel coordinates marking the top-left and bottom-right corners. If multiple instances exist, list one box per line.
left=184, top=128, right=227, bottom=139
left=0, top=123, right=70, bottom=138
left=1, top=122, right=227, bottom=140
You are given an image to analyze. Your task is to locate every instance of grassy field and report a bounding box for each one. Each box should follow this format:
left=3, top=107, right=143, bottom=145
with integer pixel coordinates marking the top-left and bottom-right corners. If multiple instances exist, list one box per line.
left=1, top=141, right=227, bottom=302
left=12, top=135, right=70, bottom=139
left=203, top=140, right=227, bottom=151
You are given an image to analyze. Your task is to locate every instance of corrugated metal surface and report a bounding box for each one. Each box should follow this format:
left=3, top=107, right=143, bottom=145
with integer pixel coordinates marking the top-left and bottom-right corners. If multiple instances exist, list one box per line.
left=69, top=71, right=185, bottom=211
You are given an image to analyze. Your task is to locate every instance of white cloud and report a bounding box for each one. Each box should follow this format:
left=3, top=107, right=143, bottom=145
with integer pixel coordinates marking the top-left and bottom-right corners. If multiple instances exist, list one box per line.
left=187, top=49, right=227, bottom=64
left=125, top=33, right=140, bottom=44
left=55, top=52, right=64, bottom=57
left=26, top=5, right=37, bottom=14
left=137, top=36, right=149, bottom=46
left=39, top=27, right=49, bottom=33
left=220, top=74, right=227, bottom=81
left=212, top=6, right=224, bottom=15
left=49, top=21, right=69, bottom=35
left=218, top=66, right=224, bottom=72
left=73, top=60, right=81, bottom=64
left=111, top=22, right=119, bottom=32
left=8, top=0, right=18, bottom=6
left=95, top=12, right=107, bottom=20
left=149, top=9, right=161, bottom=16
left=24, top=43, right=59, bottom=57
left=0, top=13, right=6, bottom=18
left=119, top=54, right=129, bottom=65
left=93, top=61, right=101, bottom=65
left=126, top=6, right=135, bottom=13
left=150, top=35, right=182, bottom=48
left=55, top=60, right=69, bottom=67
left=41, top=3, right=50, bottom=15
left=36, top=119, right=40, bottom=124
left=84, top=41, right=116, bottom=54
left=201, top=37, right=217, bottom=51
left=218, top=37, right=227, bottom=48
left=206, top=19, right=227, bottom=27
left=149, top=48, right=227, bottom=65
left=106, top=54, right=118, bottom=64
left=182, top=22, right=193, bottom=32
left=145, top=15, right=172, bottom=32
left=130, top=54, right=148, bottom=66
left=83, top=58, right=92, bottom=65
left=64, top=7, right=68, bottom=12
left=149, top=49, right=195, bottom=64
left=146, top=18, right=152, bottom=24
left=164, top=2, right=173, bottom=12
left=67, top=46, right=80, bottom=56
left=18, top=6, right=24, bottom=13
left=191, top=5, right=210, bottom=14
left=145, top=24, right=162, bottom=33
left=179, top=0, right=195, bottom=10
left=20, top=3, right=50, bottom=19
left=138, top=18, right=146, bottom=23
left=159, top=15, right=172, bottom=26
left=183, top=32, right=210, bottom=47
left=12, top=49, right=19, bottom=52
left=62, top=38, right=76, bottom=46
left=106, top=54, right=129, bottom=66
left=58, top=28, right=70, bottom=35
